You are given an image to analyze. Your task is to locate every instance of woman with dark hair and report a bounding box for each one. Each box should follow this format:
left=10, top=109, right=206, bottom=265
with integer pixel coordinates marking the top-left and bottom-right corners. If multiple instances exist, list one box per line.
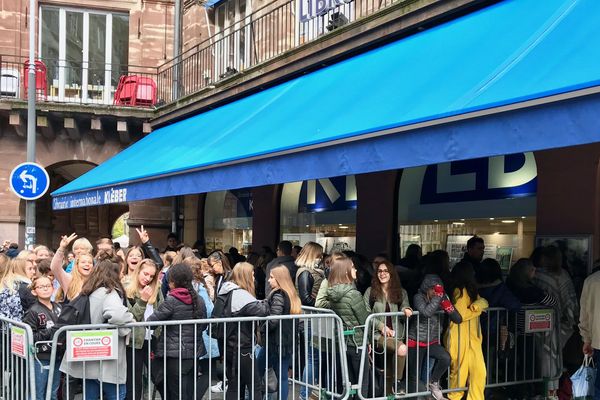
left=508, top=254, right=564, bottom=399
left=148, top=264, right=208, bottom=400
left=208, top=250, right=232, bottom=295
left=445, top=261, right=488, bottom=400
left=59, top=260, right=134, bottom=400
left=364, top=260, right=412, bottom=395
left=423, top=250, right=452, bottom=292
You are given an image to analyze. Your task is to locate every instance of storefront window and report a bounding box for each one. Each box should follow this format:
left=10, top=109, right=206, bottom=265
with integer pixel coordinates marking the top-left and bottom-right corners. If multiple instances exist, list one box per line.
left=281, top=175, right=357, bottom=252
left=398, top=153, right=538, bottom=270
left=205, top=189, right=252, bottom=254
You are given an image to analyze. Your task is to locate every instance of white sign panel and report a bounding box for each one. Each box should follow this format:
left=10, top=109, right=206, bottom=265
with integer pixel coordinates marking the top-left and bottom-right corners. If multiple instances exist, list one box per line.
left=11, top=326, right=27, bottom=358
left=66, top=330, right=118, bottom=362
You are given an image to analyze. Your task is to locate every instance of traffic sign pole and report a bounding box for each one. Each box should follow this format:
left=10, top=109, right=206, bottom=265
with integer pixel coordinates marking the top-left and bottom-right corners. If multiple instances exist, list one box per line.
left=25, top=0, right=36, bottom=249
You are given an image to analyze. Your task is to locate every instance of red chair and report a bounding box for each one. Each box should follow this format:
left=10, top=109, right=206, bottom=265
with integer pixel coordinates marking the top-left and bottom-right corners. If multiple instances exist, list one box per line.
left=23, top=60, right=47, bottom=100
left=114, top=75, right=157, bottom=107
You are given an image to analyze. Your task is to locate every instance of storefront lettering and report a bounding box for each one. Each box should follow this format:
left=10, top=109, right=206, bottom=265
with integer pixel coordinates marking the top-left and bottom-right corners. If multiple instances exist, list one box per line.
left=299, top=0, right=352, bottom=22
left=104, top=188, right=128, bottom=204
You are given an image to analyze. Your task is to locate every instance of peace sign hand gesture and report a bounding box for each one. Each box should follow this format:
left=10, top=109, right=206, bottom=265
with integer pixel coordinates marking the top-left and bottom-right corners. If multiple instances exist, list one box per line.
left=135, top=225, right=149, bottom=244
left=59, top=233, right=77, bottom=250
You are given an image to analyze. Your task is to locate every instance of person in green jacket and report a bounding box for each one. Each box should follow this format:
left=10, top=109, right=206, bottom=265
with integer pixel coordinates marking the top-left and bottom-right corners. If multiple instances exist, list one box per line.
left=325, top=255, right=371, bottom=398
left=364, top=260, right=412, bottom=395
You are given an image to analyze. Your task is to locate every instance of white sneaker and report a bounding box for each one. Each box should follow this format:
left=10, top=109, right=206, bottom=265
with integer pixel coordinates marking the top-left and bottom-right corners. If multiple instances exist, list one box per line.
left=428, top=381, right=447, bottom=400
left=211, top=381, right=227, bottom=393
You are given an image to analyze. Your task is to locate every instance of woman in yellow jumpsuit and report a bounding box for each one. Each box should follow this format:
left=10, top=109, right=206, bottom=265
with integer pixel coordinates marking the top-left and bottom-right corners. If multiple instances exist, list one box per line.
left=445, top=260, right=489, bottom=400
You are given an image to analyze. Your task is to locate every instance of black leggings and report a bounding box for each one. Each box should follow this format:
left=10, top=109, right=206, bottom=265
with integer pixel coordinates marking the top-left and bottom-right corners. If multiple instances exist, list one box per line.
left=225, top=350, right=262, bottom=400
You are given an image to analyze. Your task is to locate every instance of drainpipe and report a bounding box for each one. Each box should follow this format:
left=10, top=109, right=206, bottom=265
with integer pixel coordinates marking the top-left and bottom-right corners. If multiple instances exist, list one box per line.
left=173, top=0, right=182, bottom=99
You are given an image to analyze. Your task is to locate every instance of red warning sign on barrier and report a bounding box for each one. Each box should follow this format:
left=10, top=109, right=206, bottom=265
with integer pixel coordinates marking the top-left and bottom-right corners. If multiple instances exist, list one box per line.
left=66, top=330, right=118, bottom=362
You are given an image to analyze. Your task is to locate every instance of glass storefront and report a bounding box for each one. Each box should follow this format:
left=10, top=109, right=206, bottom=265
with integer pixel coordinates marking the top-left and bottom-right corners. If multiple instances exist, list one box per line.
left=281, top=175, right=357, bottom=252
left=204, top=189, right=253, bottom=254
left=398, top=152, right=538, bottom=269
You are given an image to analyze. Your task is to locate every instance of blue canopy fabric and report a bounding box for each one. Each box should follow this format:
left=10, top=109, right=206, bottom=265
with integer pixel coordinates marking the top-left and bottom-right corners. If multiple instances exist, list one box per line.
left=52, top=0, right=600, bottom=210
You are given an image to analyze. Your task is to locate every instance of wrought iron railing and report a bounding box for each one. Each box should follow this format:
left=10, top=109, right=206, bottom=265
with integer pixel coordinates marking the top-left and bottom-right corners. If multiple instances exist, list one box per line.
left=0, top=0, right=415, bottom=108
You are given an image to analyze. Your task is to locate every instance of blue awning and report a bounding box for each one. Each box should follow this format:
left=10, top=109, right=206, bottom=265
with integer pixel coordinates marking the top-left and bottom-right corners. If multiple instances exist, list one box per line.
left=203, top=0, right=224, bottom=8
left=52, top=0, right=600, bottom=210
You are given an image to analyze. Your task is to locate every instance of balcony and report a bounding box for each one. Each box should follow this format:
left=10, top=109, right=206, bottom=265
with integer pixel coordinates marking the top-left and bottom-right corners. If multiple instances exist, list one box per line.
left=0, top=0, right=463, bottom=112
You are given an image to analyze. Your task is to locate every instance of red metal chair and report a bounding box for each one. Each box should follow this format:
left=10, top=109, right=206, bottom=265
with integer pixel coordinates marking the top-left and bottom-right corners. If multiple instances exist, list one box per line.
left=23, top=60, right=47, bottom=100
left=114, top=75, right=157, bottom=107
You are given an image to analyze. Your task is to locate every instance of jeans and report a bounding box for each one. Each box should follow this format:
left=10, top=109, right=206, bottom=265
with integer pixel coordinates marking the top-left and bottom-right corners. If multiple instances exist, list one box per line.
left=407, top=345, right=451, bottom=394
left=593, top=349, right=600, bottom=400
left=300, top=344, right=319, bottom=400
left=256, top=346, right=291, bottom=400
left=34, top=359, right=61, bottom=400
left=83, top=380, right=126, bottom=400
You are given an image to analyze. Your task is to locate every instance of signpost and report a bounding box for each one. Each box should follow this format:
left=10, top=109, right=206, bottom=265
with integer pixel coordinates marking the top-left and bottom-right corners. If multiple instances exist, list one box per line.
left=10, top=162, right=50, bottom=248
left=66, top=330, right=118, bottom=362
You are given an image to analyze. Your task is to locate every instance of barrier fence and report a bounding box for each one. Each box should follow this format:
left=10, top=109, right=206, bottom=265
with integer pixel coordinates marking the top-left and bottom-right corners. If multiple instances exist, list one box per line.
left=0, top=316, right=37, bottom=400
left=0, top=306, right=560, bottom=400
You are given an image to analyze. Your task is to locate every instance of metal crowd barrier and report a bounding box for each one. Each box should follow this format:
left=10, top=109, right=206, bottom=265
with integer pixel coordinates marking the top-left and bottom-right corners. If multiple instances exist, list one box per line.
left=356, top=307, right=561, bottom=400
left=44, top=312, right=350, bottom=400
left=0, top=316, right=37, bottom=400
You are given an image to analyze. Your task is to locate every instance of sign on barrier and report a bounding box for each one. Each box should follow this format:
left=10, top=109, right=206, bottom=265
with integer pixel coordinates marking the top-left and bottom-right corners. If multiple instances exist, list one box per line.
left=10, top=326, right=27, bottom=358
left=66, top=330, right=118, bottom=362
left=525, top=309, right=553, bottom=333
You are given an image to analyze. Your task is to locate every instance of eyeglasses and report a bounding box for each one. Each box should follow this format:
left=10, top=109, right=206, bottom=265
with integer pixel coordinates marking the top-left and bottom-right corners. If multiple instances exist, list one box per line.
left=35, top=284, right=53, bottom=290
left=377, top=270, right=389, bottom=275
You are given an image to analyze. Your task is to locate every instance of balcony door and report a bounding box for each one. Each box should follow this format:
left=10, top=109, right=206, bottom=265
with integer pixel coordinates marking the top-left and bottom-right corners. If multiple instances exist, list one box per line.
left=214, top=0, right=251, bottom=79
left=40, top=7, right=128, bottom=104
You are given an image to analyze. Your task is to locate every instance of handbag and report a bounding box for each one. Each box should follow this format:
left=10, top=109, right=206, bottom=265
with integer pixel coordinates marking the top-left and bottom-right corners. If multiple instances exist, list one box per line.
left=571, top=354, right=596, bottom=399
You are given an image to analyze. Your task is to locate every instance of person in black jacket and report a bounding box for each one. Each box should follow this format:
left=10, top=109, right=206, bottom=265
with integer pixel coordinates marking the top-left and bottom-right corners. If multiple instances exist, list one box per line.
left=147, top=264, right=208, bottom=400
left=265, top=241, right=297, bottom=296
left=214, top=262, right=270, bottom=400
left=257, top=266, right=302, bottom=400
left=22, top=275, right=62, bottom=400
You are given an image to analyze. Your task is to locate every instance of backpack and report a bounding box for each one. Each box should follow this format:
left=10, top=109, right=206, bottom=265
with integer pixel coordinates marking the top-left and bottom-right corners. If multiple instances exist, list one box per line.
left=210, top=289, right=238, bottom=342
left=51, top=294, right=91, bottom=355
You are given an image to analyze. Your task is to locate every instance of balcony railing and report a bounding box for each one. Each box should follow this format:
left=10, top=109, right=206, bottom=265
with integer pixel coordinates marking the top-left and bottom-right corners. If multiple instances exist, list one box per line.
left=157, top=0, right=410, bottom=103
left=0, top=55, right=158, bottom=107
left=0, top=0, right=412, bottom=108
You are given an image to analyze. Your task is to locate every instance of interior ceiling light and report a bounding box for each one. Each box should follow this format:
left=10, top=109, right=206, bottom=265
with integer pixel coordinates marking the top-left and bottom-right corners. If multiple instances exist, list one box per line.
left=452, top=222, right=465, bottom=226
left=501, top=220, right=516, bottom=224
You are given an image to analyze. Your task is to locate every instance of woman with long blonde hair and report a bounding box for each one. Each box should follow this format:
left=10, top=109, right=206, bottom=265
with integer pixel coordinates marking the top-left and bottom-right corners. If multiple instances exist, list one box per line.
left=0, top=254, right=25, bottom=320
left=6, top=258, right=37, bottom=312
left=213, top=261, right=269, bottom=400
left=51, top=233, right=94, bottom=303
left=257, top=266, right=301, bottom=400
left=122, top=258, right=164, bottom=400
left=295, top=242, right=325, bottom=400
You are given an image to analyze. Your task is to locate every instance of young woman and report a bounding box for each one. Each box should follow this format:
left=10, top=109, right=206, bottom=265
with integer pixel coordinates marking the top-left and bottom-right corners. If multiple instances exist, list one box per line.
left=0, top=254, right=24, bottom=320
left=207, top=250, right=232, bottom=296
left=7, top=258, right=36, bottom=312
left=59, top=259, right=134, bottom=400
left=147, top=264, right=208, bottom=400
left=364, top=260, right=412, bottom=395
left=214, top=262, right=269, bottom=400
left=294, top=242, right=325, bottom=400
left=506, top=258, right=558, bottom=399
left=122, top=258, right=164, bottom=400
left=445, top=261, right=488, bottom=400
left=256, top=266, right=302, bottom=400
left=325, top=256, right=370, bottom=397
left=17, top=250, right=38, bottom=280
left=51, top=233, right=94, bottom=304
left=22, top=275, right=62, bottom=400
left=407, top=275, right=461, bottom=400
left=122, top=225, right=164, bottom=286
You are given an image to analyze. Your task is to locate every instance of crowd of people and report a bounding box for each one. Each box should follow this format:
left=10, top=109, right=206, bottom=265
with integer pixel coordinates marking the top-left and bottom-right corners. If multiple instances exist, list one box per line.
left=0, top=232, right=596, bottom=400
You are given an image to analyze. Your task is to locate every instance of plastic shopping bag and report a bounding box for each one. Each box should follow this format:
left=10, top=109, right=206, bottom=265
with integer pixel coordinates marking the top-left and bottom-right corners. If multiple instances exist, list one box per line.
left=571, top=354, right=596, bottom=399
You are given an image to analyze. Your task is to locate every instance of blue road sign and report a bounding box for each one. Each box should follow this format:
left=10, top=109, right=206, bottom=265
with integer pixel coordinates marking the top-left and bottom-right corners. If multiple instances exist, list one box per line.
left=10, top=162, right=50, bottom=200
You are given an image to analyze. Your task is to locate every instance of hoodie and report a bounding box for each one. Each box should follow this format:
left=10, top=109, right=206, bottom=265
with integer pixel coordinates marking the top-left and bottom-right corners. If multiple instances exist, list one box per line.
left=408, top=274, right=462, bottom=345
left=326, top=283, right=370, bottom=346
left=215, top=281, right=269, bottom=351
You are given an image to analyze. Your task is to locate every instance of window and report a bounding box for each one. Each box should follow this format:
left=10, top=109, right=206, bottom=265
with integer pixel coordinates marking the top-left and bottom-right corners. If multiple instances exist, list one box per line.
left=213, top=0, right=250, bottom=76
left=39, top=6, right=129, bottom=104
left=281, top=175, right=357, bottom=251
left=204, top=189, right=253, bottom=254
